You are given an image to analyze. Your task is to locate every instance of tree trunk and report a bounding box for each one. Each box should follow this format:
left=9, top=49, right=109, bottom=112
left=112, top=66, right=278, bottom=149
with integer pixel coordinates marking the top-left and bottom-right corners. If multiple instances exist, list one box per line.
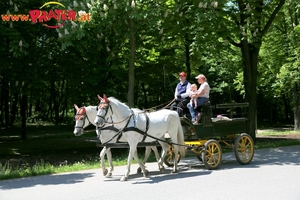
left=293, top=83, right=300, bottom=131
left=20, top=93, right=27, bottom=140
left=141, top=82, right=148, bottom=109
left=128, top=18, right=135, bottom=107
left=282, top=94, right=290, bottom=121
left=241, top=42, right=259, bottom=140
left=49, top=80, right=55, bottom=119
left=10, top=92, right=18, bottom=126
left=1, top=73, right=10, bottom=127
left=184, top=35, right=191, bottom=79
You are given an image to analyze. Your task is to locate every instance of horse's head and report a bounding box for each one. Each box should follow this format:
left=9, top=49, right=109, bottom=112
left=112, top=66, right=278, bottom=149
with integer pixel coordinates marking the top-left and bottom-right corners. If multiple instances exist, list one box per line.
left=94, top=94, right=111, bottom=127
left=73, top=104, right=88, bottom=136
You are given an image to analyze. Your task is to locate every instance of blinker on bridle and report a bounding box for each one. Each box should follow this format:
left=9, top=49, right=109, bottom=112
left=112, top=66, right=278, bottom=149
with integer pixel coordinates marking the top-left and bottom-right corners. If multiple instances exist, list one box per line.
left=96, top=101, right=113, bottom=123
left=74, top=108, right=90, bottom=129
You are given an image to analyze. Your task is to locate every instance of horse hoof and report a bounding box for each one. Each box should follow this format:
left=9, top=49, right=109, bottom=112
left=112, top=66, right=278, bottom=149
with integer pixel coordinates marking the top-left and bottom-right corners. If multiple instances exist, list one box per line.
left=159, top=166, right=165, bottom=172
left=143, top=169, right=149, bottom=177
left=103, top=169, right=108, bottom=176
left=105, top=172, right=112, bottom=177
left=137, top=167, right=142, bottom=174
left=120, top=176, right=128, bottom=181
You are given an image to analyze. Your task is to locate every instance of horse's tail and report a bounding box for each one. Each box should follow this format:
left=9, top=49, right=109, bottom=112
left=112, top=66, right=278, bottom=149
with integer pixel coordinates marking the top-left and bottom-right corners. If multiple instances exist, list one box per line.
left=176, top=117, right=186, bottom=158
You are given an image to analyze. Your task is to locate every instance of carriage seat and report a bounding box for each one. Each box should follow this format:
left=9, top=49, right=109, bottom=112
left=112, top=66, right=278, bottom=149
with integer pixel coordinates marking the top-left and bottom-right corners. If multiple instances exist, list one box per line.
left=195, top=101, right=212, bottom=126
left=195, top=100, right=211, bottom=112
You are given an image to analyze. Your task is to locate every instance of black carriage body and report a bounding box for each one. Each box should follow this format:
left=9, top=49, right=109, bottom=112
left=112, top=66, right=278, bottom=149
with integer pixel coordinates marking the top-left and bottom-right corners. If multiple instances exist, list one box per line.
left=182, top=117, right=247, bottom=140
left=172, top=102, right=255, bottom=170
left=182, top=102, right=249, bottom=140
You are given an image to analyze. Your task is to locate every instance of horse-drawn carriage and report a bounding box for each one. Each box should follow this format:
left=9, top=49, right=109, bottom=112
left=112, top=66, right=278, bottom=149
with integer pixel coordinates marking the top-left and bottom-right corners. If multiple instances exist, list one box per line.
left=73, top=95, right=254, bottom=181
left=164, top=101, right=254, bottom=170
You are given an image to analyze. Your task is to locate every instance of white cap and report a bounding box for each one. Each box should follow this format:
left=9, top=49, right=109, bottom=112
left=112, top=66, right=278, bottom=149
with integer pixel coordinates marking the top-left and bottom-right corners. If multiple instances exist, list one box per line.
left=195, top=74, right=206, bottom=79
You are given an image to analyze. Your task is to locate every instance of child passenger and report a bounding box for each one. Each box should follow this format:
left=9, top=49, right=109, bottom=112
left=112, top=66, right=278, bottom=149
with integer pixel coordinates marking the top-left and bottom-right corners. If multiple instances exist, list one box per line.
left=190, top=84, right=198, bottom=109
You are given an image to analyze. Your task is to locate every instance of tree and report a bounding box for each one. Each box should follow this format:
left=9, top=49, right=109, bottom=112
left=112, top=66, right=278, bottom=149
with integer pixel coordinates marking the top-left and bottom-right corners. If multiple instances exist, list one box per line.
left=259, top=0, right=300, bottom=130
left=191, top=0, right=286, bottom=139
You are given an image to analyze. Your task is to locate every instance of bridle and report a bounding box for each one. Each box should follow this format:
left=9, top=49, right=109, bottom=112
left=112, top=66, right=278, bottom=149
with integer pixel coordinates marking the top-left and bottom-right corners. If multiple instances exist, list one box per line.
left=95, top=100, right=135, bottom=146
left=96, top=102, right=112, bottom=124
left=96, top=101, right=134, bottom=125
left=74, top=107, right=92, bottom=130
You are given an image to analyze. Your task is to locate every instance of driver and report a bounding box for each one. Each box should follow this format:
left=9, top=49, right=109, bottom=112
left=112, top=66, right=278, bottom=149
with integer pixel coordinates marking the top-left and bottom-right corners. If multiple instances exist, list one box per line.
left=170, top=72, right=191, bottom=116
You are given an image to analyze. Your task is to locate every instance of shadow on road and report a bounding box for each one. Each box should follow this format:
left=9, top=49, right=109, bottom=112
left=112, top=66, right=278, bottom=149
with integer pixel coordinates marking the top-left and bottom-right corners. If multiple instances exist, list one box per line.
left=103, top=165, right=212, bottom=184
left=220, top=145, right=300, bottom=170
left=0, top=172, right=95, bottom=190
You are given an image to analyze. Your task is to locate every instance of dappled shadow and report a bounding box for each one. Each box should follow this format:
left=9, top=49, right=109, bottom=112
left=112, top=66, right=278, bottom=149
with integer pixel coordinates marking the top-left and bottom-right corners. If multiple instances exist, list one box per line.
left=131, top=170, right=211, bottom=184
left=0, top=172, right=95, bottom=190
left=219, top=145, right=300, bottom=170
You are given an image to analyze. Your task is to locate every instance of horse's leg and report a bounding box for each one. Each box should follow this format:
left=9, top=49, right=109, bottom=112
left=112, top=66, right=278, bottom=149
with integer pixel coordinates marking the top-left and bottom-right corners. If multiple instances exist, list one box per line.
left=137, top=147, right=151, bottom=174
left=151, top=146, right=161, bottom=170
left=121, top=145, right=147, bottom=181
left=106, top=148, right=114, bottom=177
left=158, top=142, right=169, bottom=172
left=143, top=147, right=151, bottom=164
left=172, top=145, right=179, bottom=173
left=99, top=147, right=108, bottom=176
left=120, top=145, right=135, bottom=181
left=151, top=146, right=161, bottom=162
left=133, top=149, right=148, bottom=177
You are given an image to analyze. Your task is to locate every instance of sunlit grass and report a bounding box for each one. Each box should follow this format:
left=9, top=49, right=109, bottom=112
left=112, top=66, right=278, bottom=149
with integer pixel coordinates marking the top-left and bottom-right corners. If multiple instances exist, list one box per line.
left=258, top=130, right=300, bottom=136
left=0, top=157, right=141, bottom=181
left=0, top=160, right=55, bottom=180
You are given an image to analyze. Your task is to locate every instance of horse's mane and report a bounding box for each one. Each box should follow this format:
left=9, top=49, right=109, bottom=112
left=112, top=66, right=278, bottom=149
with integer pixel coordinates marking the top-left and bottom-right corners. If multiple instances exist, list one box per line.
left=108, top=97, right=129, bottom=107
left=85, top=105, right=97, bottom=113
left=108, top=97, right=131, bottom=113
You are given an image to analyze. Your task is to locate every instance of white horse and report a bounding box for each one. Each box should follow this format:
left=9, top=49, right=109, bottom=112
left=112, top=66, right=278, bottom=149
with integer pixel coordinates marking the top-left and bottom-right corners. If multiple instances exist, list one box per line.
left=73, top=104, right=160, bottom=177
left=94, top=94, right=186, bottom=181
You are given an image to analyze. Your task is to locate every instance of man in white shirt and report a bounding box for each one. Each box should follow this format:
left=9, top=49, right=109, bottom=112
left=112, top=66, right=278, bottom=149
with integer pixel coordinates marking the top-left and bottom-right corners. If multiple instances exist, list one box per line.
left=187, top=74, right=210, bottom=124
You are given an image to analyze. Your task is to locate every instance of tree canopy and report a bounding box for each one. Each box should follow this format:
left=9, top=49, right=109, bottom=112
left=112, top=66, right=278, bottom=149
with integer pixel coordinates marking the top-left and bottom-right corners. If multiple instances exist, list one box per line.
left=1, top=0, right=299, bottom=139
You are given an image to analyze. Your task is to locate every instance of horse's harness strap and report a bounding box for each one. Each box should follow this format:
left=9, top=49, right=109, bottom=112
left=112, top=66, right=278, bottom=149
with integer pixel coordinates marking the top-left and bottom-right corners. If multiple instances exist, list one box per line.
left=123, top=111, right=150, bottom=142
left=99, top=110, right=135, bottom=146
left=123, top=111, right=188, bottom=147
left=99, top=126, right=123, bottom=146
left=99, top=107, right=185, bottom=148
left=101, top=125, right=119, bottom=132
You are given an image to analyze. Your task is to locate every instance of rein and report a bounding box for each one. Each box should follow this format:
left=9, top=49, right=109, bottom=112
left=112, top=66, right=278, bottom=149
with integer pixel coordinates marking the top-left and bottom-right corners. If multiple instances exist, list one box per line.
left=105, top=113, right=134, bottom=125
left=143, top=98, right=175, bottom=112
left=98, top=104, right=135, bottom=125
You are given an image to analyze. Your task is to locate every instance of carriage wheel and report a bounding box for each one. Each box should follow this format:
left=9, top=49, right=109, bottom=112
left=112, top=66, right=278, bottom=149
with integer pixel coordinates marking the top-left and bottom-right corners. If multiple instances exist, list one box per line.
left=202, top=139, right=222, bottom=170
left=234, top=133, right=254, bottom=165
left=163, top=145, right=181, bottom=167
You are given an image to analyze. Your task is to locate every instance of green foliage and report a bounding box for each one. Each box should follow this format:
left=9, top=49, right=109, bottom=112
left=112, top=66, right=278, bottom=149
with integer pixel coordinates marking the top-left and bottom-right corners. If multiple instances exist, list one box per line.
left=0, top=0, right=295, bottom=129
left=253, top=0, right=300, bottom=126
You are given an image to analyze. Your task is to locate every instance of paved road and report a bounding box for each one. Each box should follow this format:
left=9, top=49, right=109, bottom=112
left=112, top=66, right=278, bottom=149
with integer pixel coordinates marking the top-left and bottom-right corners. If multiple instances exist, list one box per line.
left=1, top=145, right=300, bottom=200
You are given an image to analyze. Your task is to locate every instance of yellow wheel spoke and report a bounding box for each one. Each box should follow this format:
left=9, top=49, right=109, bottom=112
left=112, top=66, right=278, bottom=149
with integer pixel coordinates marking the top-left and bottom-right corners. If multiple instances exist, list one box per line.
left=234, top=134, right=254, bottom=164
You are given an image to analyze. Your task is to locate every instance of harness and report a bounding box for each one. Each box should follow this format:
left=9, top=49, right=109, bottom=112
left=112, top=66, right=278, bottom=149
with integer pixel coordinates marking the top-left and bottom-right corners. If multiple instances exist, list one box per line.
left=97, top=104, right=155, bottom=146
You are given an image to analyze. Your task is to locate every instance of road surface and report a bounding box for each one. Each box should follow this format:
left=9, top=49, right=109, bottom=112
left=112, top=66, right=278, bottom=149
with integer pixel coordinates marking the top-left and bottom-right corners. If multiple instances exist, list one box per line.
left=1, top=145, right=300, bottom=200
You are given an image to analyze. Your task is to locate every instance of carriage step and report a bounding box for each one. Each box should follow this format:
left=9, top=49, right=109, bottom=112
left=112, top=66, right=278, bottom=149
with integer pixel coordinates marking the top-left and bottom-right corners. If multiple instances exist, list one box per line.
left=97, top=141, right=160, bottom=148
